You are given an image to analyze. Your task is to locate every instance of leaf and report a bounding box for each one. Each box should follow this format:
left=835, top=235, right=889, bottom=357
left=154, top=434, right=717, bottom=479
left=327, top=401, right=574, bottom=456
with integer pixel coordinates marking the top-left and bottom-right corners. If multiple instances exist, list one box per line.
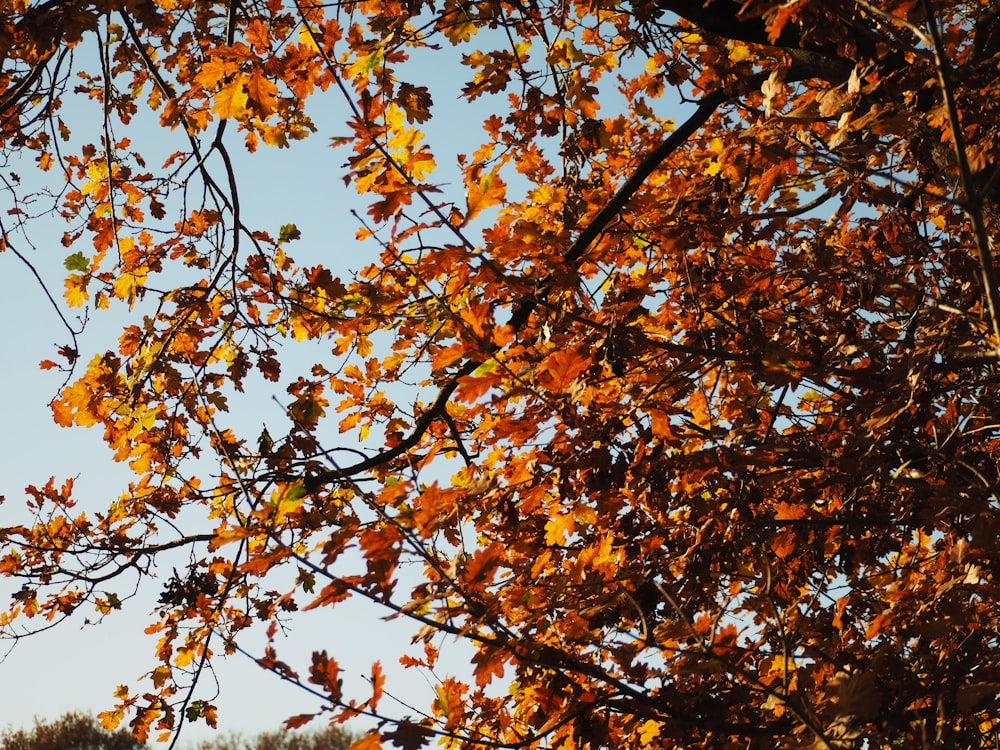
left=370, top=660, right=385, bottom=708
left=194, top=58, right=239, bottom=89
left=284, top=714, right=318, bottom=729
left=208, top=524, right=254, bottom=550
left=64, top=251, right=89, bottom=272
left=273, top=482, right=306, bottom=522
left=175, top=647, right=195, bottom=667
left=773, top=502, right=806, bottom=521
left=539, top=348, right=592, bottom=392
left=246, top=68, right=279, bottom=118
left=347, top=48, right=384, bottom=80
left=9, top=2, right=1000, bottom=748
left=464, top=170, right=506, bottom=225
left=246, top=19, right=271, bottom=52
left=639, top=720, right=663, bottom=746
left=63, top=274, right=89, bottom=307
left=544, top=512, right=575, bottom=546
left=212, top=76, right=250, bottom=120
left=279, top=223, right=301, bottom=242
left=383, top=721, right=432, bottom=750
left=350, top=734, right=382, bottom=750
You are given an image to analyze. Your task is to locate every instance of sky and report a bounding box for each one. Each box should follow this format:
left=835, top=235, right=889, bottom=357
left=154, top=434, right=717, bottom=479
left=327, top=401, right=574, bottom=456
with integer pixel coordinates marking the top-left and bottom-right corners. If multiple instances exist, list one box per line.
left=0, top=24, right=511, bottom=741
left=0, top=12, right=673, bottom=742
left=0, top=108, right=399, bottom=740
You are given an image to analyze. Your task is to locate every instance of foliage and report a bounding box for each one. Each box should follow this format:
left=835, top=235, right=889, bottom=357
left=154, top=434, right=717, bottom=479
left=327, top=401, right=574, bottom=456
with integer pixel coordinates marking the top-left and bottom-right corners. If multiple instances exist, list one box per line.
left=3, top=0, right=1000, bottom=749
left=190, top=724, right=356, bottom=750
left=1, top=712, right=145, bottom=750
left=1, top=713, right=353, bottom=750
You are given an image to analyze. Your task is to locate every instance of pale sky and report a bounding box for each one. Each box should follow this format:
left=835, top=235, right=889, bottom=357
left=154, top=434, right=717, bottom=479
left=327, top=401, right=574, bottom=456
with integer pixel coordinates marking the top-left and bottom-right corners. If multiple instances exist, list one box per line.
left=0, top=33, right=508, bottom=739
left=0, top=20, right=663, bottom=741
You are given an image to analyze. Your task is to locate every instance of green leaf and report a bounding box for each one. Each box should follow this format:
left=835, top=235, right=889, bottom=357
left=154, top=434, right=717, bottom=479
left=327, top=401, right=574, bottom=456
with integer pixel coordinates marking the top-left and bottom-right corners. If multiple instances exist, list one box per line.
left=278, top=224, right=301, bottom=243
left=283, top=481, right=306, bottom=503
left=64, top=251, right=89, bottom=272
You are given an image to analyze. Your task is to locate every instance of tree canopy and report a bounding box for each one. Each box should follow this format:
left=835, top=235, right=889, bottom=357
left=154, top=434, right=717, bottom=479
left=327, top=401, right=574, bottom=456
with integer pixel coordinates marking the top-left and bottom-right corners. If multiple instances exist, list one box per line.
left=1, top=713, right=145, bottom=750
left=3, top=0, right=1000, bottom=748
left=1, top=712, right=354, bottom=750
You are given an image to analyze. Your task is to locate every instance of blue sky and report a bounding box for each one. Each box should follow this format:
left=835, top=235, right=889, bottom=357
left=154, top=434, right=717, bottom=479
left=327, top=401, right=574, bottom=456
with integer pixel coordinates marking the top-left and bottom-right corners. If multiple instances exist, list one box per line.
left=0, top=29, right=509, bottom=738
left=0, top=11, right=672, bottom=739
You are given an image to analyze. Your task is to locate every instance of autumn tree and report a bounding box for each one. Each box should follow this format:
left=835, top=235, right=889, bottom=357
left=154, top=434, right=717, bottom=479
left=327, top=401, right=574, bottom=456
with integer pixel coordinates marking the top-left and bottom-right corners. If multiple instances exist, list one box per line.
left=190, top=724, right=355, bottom=750
left=3, top=0, right=1000, bottom=748
left=1, top=712, right=354, bottom=750
left=1, top=712, right=145, bottom=750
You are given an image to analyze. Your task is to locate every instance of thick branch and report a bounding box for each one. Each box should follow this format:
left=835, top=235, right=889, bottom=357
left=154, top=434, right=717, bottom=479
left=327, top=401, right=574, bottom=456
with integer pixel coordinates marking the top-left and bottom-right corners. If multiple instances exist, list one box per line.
left=302, top=360, right=478, bottom=491
left=657, top=0, right=855, bottom=81
left=509, top=87, right=734, bottom=333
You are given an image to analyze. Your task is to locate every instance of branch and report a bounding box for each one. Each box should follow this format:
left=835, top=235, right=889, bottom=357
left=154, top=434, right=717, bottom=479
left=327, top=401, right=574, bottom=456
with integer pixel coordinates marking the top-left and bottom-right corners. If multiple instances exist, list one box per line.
left=563, top=88, right=733, bottom=268
left=508, top=87, right=734, bottom=333
left=302, top=360, right=478, bottom=491
left=917, top=0, right=1000, bottom=353
left=657, top=0, right=855, bottom=82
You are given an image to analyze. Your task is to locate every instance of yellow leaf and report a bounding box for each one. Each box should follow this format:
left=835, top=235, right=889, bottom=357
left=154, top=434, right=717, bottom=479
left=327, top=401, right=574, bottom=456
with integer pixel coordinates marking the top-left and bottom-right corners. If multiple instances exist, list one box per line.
left=356, top=335, right=373, bottom=357
left=81, top=161, right=109, bottom=196
left=151, top=666, right=171, bottom=688
left=64, top=274, right=90, bottom=307
left=273, top=482, right=306, bottom=522
left=208, top=524, right=255, bottom=550
left=113, top=273, right=135, bottom=300
left=729, top=42, right=751, bottom=62
left=639, top=720, right=663, bottom=746
left=175, top=647, right=195, bottom=667
left=212, top=76, right=250, bottom=120
left=406, top=150, right=435, bottom=182
left=546, top=38, right=584, bottom=67
left=544, top=512, right=575, bottom=546
left=347, top=48, right=384, bottom=80
left=579, top=532, right=618, bottom=569
left=298, top=27, right=320, bottom=52
left=98, top=709, right=124, bottom=732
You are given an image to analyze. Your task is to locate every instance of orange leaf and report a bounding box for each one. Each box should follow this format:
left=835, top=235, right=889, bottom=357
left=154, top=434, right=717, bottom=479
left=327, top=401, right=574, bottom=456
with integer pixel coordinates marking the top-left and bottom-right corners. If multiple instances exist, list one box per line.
left=350, top=733, right=382, bottom=750
left=370, top=661, right=384, bottom=708
left=539, top=348, right=591, bottom=392
left=246, top=68, right=278, bottom=118
left=464, top=170, right=506, bottom=225
left=246, top=19, right=271, bottom=52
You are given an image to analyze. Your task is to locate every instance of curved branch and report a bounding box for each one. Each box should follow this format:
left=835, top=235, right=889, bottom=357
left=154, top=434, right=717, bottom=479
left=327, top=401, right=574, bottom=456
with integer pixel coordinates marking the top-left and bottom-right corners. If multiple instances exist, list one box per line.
left=303, top=359, right=478, bottom=491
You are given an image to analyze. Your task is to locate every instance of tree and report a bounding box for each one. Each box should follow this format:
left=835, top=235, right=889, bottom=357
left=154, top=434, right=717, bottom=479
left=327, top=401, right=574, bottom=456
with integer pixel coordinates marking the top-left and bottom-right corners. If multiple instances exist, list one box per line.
left=1, top=713, right=354, bottom=750
left=2, top=0, right=1000, bottom=747
left=191, top=724, right=355, bottom=750
left=1, top=712, right=145, bottom=750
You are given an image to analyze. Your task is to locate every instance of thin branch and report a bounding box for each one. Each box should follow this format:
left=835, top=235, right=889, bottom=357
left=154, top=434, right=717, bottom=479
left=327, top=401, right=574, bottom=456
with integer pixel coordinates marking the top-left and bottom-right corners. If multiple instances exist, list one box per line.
left=856, top=0, right=1000, bottom=352
left=919, top=0, right=1000, bottom=353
